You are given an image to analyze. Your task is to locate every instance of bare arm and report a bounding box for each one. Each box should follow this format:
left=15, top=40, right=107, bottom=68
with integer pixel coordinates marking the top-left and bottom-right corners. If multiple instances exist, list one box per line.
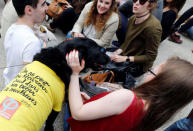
left=110, top=48, right=134, bottom=62
left=66, top=50, right=134, bottom=121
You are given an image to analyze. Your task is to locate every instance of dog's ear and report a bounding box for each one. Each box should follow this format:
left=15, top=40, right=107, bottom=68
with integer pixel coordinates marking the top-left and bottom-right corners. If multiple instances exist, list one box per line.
left=64, top=44, right=88, bottom=63
left=76, top=46, right=88, bottom=62
left=57, top=40, right=89, bottom=63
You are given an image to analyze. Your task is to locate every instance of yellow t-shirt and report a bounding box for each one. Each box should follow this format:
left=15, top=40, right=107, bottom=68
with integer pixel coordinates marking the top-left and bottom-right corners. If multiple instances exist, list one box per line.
left=0, top=61, right=65, bottom=131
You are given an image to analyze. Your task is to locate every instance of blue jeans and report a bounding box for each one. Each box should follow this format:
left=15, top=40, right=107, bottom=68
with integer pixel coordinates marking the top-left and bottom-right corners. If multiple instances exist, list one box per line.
left=64, top=103, right=71, bottom=131
left=165, top=117, right=193, bottom=131
left=187, top=26, right=193, bottom=39
left=66, top=31, right=73, bottom=39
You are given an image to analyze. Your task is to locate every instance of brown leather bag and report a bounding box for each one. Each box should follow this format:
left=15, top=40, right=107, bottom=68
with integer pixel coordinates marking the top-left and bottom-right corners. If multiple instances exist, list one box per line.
left=46, top=0, right=67, bottom=19
left=83, top=70, right=114, bottom=84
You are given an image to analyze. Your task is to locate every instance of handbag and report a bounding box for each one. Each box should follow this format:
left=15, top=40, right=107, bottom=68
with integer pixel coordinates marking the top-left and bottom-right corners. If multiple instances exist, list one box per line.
left=46, top=0, right=67, bottom=19
left=102, top=61, right=131, bottom=72
left=83, top=70, right=114, bottom=84
left=101, top=61, right=136, bottom=89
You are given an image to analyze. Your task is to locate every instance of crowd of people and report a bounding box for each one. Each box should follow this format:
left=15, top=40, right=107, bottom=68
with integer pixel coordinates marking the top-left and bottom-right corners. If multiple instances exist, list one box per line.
left=0, top=0, right=193, bottom=130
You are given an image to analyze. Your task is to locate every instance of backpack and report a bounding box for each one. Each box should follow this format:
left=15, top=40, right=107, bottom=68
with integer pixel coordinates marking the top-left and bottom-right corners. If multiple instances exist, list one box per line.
left=46, top=0, right=67, bottom=19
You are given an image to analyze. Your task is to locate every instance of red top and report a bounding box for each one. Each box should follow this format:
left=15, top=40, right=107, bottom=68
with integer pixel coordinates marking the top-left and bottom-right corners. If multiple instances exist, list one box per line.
left=67, top=92, right=145, bottom=131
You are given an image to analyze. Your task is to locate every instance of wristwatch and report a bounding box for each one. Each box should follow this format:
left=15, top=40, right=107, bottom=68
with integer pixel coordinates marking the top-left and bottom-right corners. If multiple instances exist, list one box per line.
left=126, top=57, right=130, bottom=62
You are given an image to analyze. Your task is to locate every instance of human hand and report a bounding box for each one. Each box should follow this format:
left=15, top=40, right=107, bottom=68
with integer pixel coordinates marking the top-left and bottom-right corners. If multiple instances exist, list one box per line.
left=113, top=49, right=123, bottom=55
left=43, top=41, right=47, bottom=48
left=66, top=49, right=85, bottom=75
left=80, top=92, right=90, bottom=102
left=73, top=32, right=85, bottom=38
left=111, top=55, right=127, bottom=63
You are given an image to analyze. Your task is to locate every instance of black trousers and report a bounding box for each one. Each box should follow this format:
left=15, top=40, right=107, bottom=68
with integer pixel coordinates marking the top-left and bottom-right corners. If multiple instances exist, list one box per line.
left=174, top=7, right=193, bottom=33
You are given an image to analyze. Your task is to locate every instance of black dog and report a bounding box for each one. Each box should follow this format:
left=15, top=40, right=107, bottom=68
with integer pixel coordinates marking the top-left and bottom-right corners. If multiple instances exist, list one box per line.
left=0, top=38, right=110, bottom=131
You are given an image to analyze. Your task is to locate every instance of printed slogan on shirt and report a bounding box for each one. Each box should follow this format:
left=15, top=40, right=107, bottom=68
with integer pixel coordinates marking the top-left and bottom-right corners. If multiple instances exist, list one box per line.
left=2, top=68, right=50, bottom=108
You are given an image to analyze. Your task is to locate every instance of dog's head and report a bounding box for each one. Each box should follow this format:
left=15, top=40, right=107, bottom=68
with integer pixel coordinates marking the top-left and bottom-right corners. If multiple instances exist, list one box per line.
left=34, top=25, right=57, bottom=42
left=57, top=38, right=110, bottom=69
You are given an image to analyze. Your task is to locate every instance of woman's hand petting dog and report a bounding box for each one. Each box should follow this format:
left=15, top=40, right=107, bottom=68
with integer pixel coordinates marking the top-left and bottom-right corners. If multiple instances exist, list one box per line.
left=73, top=32, right=85, bottom=38
left=111, top=55, right=128, bottom=63
left=113, top=49, right=123, bottom=55
left=66, top=49, right=85, bottom=75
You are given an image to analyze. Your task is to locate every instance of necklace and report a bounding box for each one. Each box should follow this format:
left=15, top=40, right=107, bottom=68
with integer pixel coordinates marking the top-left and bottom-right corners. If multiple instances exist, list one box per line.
left=136, top=12, right=150, bottom=18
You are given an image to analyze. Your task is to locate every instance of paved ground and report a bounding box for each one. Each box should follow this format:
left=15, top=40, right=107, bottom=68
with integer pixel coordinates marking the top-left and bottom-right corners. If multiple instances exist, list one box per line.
left=0, top=0, right=193, bottom=131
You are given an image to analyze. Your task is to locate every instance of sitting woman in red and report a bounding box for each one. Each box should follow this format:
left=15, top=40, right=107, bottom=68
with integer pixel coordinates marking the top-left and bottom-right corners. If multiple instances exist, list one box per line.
left=66, top=50, right=193, bottom=131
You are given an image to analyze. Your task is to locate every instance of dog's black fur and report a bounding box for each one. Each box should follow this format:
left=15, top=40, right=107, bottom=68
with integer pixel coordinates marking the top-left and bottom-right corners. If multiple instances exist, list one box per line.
left=33, top=38, right=110, bottom=130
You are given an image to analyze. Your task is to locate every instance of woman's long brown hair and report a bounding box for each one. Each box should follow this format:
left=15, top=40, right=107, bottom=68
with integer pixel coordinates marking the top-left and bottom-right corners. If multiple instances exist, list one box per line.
left=133, top=57, right=193, bottom=131
left=85, top=0, right=118, bottom=32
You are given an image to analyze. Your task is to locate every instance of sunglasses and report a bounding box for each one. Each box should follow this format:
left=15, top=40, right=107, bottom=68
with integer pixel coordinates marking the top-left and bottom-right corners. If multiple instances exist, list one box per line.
left=133, top=0, right=154, bottom=5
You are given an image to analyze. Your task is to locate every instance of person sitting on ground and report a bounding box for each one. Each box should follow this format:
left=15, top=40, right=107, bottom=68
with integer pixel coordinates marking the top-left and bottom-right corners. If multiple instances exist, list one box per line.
left=161, top=0, right=186, bottom=41
left=110, top=0, right=162, bottom=77
left=66, top=50, right=193, bottom=131
left=118, top=0, right=163, bottom=21
left=46, top=0, right=91, bottom=34
left=169, top=7, right=193, bottom=44
left=116, top=0, right=163, bottom=46
left=70, top=0, right=119, bottom=48
left=3, top=0, right=48, bottom=85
